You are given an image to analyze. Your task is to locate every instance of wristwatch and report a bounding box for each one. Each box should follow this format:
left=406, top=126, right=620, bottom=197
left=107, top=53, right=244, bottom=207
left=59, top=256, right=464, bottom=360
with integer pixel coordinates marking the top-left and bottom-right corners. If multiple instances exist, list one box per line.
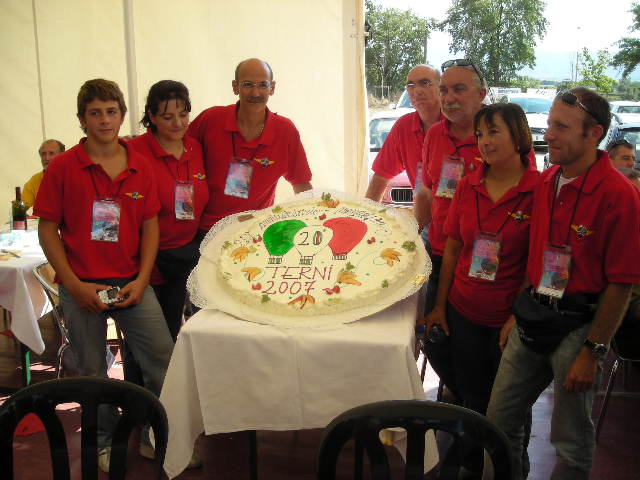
left=583, top=338, right=607, bottom=359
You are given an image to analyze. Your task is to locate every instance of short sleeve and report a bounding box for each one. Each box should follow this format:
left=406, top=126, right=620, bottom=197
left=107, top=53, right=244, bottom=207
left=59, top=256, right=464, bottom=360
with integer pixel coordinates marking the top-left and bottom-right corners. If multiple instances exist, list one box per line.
left=33, top=163, right=64, bottom=224
left=284, top=125, right=312, bottom=185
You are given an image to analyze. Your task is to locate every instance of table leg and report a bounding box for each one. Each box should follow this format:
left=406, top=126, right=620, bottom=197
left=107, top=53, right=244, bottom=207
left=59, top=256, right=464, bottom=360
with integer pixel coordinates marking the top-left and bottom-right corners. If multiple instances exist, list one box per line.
left=249, top=430, right=257, bottom=480
left=20, top=342, right=31, bottom=386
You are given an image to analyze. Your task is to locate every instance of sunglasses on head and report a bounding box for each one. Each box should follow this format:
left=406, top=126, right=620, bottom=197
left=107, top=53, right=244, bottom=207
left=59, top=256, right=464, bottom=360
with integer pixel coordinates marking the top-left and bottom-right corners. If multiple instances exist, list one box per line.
left=441, top=59, right=485, bottom=83
left=558, top=92, right=604, bottom=126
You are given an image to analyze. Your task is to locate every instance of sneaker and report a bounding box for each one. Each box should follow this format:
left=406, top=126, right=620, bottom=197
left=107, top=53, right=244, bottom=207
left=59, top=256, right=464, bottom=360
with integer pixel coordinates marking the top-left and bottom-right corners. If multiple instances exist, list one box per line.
left=139, top=444, right=203, bottom=469
left=98, top=447, right=111, bottom=474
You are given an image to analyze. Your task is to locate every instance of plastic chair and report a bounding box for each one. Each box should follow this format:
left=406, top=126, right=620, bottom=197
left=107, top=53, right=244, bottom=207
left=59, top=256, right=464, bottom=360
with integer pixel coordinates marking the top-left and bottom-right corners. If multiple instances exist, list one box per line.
left=0, top=376, right=168, bottom=480
left=595, top=338, right=640, bottom=441
left=317, top=399, right=514, bottom=480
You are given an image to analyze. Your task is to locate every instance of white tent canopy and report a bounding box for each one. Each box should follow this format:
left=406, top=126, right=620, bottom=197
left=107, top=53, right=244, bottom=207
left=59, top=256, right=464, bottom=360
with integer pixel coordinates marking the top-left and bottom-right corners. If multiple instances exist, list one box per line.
left=0, top=0, right=368, bottom=223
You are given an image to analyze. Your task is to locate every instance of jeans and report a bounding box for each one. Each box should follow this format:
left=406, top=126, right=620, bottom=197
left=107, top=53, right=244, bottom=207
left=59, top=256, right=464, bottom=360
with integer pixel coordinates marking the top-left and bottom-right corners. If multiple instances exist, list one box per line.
left=484, top=321, right=603, bottom=480
left=60, top=279, right=174, bottom=448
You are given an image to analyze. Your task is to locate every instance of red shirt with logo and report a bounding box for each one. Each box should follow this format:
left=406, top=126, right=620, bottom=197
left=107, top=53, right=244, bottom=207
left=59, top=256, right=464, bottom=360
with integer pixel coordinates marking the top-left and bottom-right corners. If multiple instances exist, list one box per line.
left=34, top=138, right=160, bottom=280
left=421, top=118, right=484, bottom=256
left=445, top=158, right=539, bottom=327
left=187, top=103, right=312, bottom=229
left=527, top=151, right=640, bottom=295
left=372, top=111, right=425, bottom=188
left=128, top=131, right=209, bottom=249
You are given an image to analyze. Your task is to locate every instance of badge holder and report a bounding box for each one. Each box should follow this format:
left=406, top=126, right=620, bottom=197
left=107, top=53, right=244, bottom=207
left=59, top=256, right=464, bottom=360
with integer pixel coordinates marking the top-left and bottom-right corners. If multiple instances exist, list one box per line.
left=536, top=243, right=572, bottom=299
left=468, top=231, right=502, bottom=281
left=434, top=155, right=464, bottom=199
left=91, top=198, right=121, bottom=242
left=224, top=156, right=253, bottom=199
left=175, top=182, right=195, bottom=220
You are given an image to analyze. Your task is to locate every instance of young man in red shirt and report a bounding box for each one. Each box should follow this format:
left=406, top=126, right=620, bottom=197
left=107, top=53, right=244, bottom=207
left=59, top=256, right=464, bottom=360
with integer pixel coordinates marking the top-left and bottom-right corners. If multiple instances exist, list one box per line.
left=35, top=79, right=174, bottom=473
left=188, top=58, right=313, bottom=234
left=485, top=88, right=640, bottom=479
left=365, top=64, right=441, bottom=201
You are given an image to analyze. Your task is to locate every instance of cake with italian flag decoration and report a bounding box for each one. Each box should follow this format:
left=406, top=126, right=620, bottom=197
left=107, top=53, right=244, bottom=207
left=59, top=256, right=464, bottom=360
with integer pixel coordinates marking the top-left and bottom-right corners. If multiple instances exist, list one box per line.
left=213, top=191, right=427, bottom=317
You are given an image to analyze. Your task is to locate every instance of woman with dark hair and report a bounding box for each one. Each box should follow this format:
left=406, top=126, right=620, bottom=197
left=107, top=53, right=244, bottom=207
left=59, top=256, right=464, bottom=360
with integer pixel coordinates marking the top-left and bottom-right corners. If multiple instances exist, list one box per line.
left=424, top=102, right=539, bottom=475
left=128, top=81, right=209, bottom=341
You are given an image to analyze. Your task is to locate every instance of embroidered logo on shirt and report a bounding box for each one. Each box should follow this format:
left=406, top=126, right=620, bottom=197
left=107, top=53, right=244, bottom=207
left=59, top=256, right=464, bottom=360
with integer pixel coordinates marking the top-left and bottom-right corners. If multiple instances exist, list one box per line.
left=125, top=192, right=144, bottom=200
left=254, top=157, right=274, bottom=167
left=571, top=224, right=594, bottom=239
left=509, top=210, right=531, bottom=222
left=193, top=173, right=206, bottom=180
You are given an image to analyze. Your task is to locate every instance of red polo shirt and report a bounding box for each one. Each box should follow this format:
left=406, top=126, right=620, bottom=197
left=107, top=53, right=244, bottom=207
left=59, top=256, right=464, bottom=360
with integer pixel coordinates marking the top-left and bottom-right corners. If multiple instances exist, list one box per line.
left=372, top=111, right=425, bottom=188
left=421, top=118, right=484, bottom=256
left=188, top=103, right=312, bottom=229
left=34, top=138, right=160, bottom=281
left=445, top=158, right=539, bottom=327
left=128, top=131, right=209, bottom=249
left=527, top=151, right=640, bottom=296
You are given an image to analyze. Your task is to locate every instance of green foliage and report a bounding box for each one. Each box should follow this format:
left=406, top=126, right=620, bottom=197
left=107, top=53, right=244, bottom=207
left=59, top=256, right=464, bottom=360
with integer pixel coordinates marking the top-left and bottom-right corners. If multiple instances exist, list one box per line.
left=612, top=3, right=640, bottom=77
left=579, top=48, right=617, bottom=94
left=440, top=0, right=548, bottom=86
left=615, top=77, right=640, bottom=100
left=365, top=0, right=433, bottom=95
left=512, top=75, right=541, bottom=89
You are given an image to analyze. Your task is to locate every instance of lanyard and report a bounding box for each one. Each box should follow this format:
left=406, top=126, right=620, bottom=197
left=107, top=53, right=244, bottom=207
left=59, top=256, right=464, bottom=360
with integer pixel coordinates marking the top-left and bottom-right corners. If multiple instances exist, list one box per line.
left=475, top=189, right=526, bottom=235
left=452, top=141, right=476, bottom=157
left=230, top=132, right=262, bottom=162
left=548, top=164, right=594, bottom=247
left=163, top=155, right=190, bottom=183
left=89, top=167, right=125, bottom=200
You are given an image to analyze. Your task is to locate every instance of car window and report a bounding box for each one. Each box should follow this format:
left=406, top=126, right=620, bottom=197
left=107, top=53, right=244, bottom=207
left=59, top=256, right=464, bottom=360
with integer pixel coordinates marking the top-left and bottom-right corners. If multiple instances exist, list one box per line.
left=619, top=106, right=640, bottom=114
left=369, top=117, right=398, bottom=150
left=510, top=97, right=552, bottom=114
left=397, top=91, right=412, bottom=109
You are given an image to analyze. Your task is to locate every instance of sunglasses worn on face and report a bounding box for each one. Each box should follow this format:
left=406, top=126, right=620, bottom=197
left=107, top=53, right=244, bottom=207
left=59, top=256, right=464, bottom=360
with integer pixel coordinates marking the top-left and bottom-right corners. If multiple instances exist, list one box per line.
left=558, top=92, right=603, bottom=126
left=441, top=59, right=485, bottom=84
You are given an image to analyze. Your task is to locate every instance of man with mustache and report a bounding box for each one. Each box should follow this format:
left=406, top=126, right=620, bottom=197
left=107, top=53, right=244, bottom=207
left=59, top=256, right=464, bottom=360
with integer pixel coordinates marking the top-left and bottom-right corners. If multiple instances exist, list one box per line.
left=188, top=58, right=312, bottom=236
left=414, top=60, right=487, bottom=398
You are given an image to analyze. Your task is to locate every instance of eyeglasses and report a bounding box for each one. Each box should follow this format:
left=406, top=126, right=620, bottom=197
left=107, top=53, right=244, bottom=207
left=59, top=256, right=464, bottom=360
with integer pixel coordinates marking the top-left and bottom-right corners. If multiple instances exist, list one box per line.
left=406, top=79, right=435, bottom=89
left=239, top=81, right=271, bottom=91
left=441, top=59, right=485, bottom=84
left=558, top=92, right=603, bottom=126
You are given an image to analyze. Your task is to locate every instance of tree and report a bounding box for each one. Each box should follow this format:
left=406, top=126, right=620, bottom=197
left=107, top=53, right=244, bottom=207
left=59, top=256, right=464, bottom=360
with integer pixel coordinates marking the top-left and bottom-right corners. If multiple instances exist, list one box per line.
left=611, top=2, right=640, bottom=77
left=512, top=75, right=540, bottom=89
left=578, top=49, right=616, bottom=94
left=365, top=1, right=433, bottom=96
left=440, top=0, right=547, bottom=86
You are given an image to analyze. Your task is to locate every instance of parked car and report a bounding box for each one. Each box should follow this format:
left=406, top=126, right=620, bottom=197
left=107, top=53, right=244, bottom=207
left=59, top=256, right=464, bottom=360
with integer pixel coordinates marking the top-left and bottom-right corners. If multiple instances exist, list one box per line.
left=497, top=93, right=552, bottom=148
left=609, top=101, right=640, bottom=125
left=369, top=109, right=414, bottom=208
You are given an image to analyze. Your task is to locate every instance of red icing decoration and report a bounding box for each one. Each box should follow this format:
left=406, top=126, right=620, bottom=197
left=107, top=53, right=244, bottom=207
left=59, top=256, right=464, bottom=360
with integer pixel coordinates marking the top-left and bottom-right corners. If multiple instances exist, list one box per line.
left=322, top=218, right=368, bottom=257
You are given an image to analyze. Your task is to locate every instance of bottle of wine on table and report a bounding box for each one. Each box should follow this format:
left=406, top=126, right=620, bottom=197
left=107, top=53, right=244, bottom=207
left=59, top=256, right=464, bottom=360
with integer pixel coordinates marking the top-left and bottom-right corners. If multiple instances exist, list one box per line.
left=12, top=186, right=27, bottom=230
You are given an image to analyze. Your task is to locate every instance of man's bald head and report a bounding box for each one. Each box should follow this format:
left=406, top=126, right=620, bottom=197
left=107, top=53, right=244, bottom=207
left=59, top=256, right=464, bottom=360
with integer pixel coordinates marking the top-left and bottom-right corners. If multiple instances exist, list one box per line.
left=406, top=64, right=440, bottom=84
left=235, top=58, right=273, bottom=82
left=38, top=139, right=65, bottom=170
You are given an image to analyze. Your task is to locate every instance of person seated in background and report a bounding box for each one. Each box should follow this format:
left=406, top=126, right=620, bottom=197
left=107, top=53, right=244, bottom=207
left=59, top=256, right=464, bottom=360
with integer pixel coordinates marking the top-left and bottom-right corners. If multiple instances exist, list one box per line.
left=607, top=139, right=636, bottom=169
left=23, top=139, right=65, bottom=209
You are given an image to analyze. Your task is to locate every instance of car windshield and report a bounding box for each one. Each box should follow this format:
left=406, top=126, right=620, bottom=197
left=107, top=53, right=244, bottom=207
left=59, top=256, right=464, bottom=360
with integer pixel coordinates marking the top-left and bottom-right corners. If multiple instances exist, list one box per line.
left=369, top=117, right=397, bottom=150
left=510, top=97, right=552, bottom=114
left=397, top=91, right=412, bottom=109
left=617, top=129, right=640, bottom=152
left=617, top=106, right=640, bottom=114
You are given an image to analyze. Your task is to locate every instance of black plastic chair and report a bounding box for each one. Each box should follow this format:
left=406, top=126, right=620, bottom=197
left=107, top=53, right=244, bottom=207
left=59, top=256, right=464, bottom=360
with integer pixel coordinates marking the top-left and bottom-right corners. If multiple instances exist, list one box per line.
left=317, top=399, right=514, bottom=480
left=0, top=376, right=168, bottom=479
left=595, top=338, right=640, bottom=441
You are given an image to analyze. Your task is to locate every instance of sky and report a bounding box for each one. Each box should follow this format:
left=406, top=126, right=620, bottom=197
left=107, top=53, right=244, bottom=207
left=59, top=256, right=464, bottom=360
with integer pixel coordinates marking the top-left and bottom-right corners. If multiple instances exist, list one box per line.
left=375, top=0, right=639, bottom=81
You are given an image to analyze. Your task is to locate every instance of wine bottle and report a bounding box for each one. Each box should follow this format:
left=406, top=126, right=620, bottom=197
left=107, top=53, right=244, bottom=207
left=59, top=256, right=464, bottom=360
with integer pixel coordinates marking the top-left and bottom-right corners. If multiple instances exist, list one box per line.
left=12, top=186, right=27, bottom=230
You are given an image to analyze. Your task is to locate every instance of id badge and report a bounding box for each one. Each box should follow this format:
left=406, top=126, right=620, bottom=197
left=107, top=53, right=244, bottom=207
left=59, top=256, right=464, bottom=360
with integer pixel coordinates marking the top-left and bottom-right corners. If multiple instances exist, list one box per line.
left=435, top=155, right=464, bottom=199
left=91, top=199, right=121, bottom=242
left=468, top=231, right=502, bottom=281
left=175, top=182, right=195, bottom=220
left=536, top=244, right=572, bottom=298
left=224, top=157, right=253, bottom=199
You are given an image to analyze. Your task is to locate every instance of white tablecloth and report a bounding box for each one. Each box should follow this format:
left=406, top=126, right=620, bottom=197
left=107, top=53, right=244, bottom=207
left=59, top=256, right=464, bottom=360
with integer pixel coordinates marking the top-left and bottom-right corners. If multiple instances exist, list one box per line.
left=160, top=294, right=431, bottom=478
left=0, top=231, right=49, bottom=354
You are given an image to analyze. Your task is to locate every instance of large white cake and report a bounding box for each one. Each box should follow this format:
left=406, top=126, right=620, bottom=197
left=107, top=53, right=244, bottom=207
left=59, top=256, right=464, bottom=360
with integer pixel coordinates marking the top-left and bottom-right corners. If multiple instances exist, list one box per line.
left=190, top=191, right=430, bottom=327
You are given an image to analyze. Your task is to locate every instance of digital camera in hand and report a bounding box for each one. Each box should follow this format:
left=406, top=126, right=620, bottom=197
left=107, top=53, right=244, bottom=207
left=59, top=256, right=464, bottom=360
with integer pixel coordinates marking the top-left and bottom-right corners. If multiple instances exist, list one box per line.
left=98, top=287, right=123, bottom=306
left=427, top=324, right=446, bottom=343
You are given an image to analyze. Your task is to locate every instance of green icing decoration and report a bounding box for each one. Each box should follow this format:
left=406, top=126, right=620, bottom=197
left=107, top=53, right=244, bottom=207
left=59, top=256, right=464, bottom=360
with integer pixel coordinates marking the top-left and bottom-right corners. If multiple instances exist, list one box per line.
left=222, top=241, right=231, bottom=249
left=272, top=206, right=283, bottom=213
left=381, top=279, right=389, bottom=288
left=402, top=241, right=417, bottom=252
left=261, top=295, right=271, bottom=303
left=263, top=219, right=307, bottom=256
left=345, top=262, right=355, bottom=271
